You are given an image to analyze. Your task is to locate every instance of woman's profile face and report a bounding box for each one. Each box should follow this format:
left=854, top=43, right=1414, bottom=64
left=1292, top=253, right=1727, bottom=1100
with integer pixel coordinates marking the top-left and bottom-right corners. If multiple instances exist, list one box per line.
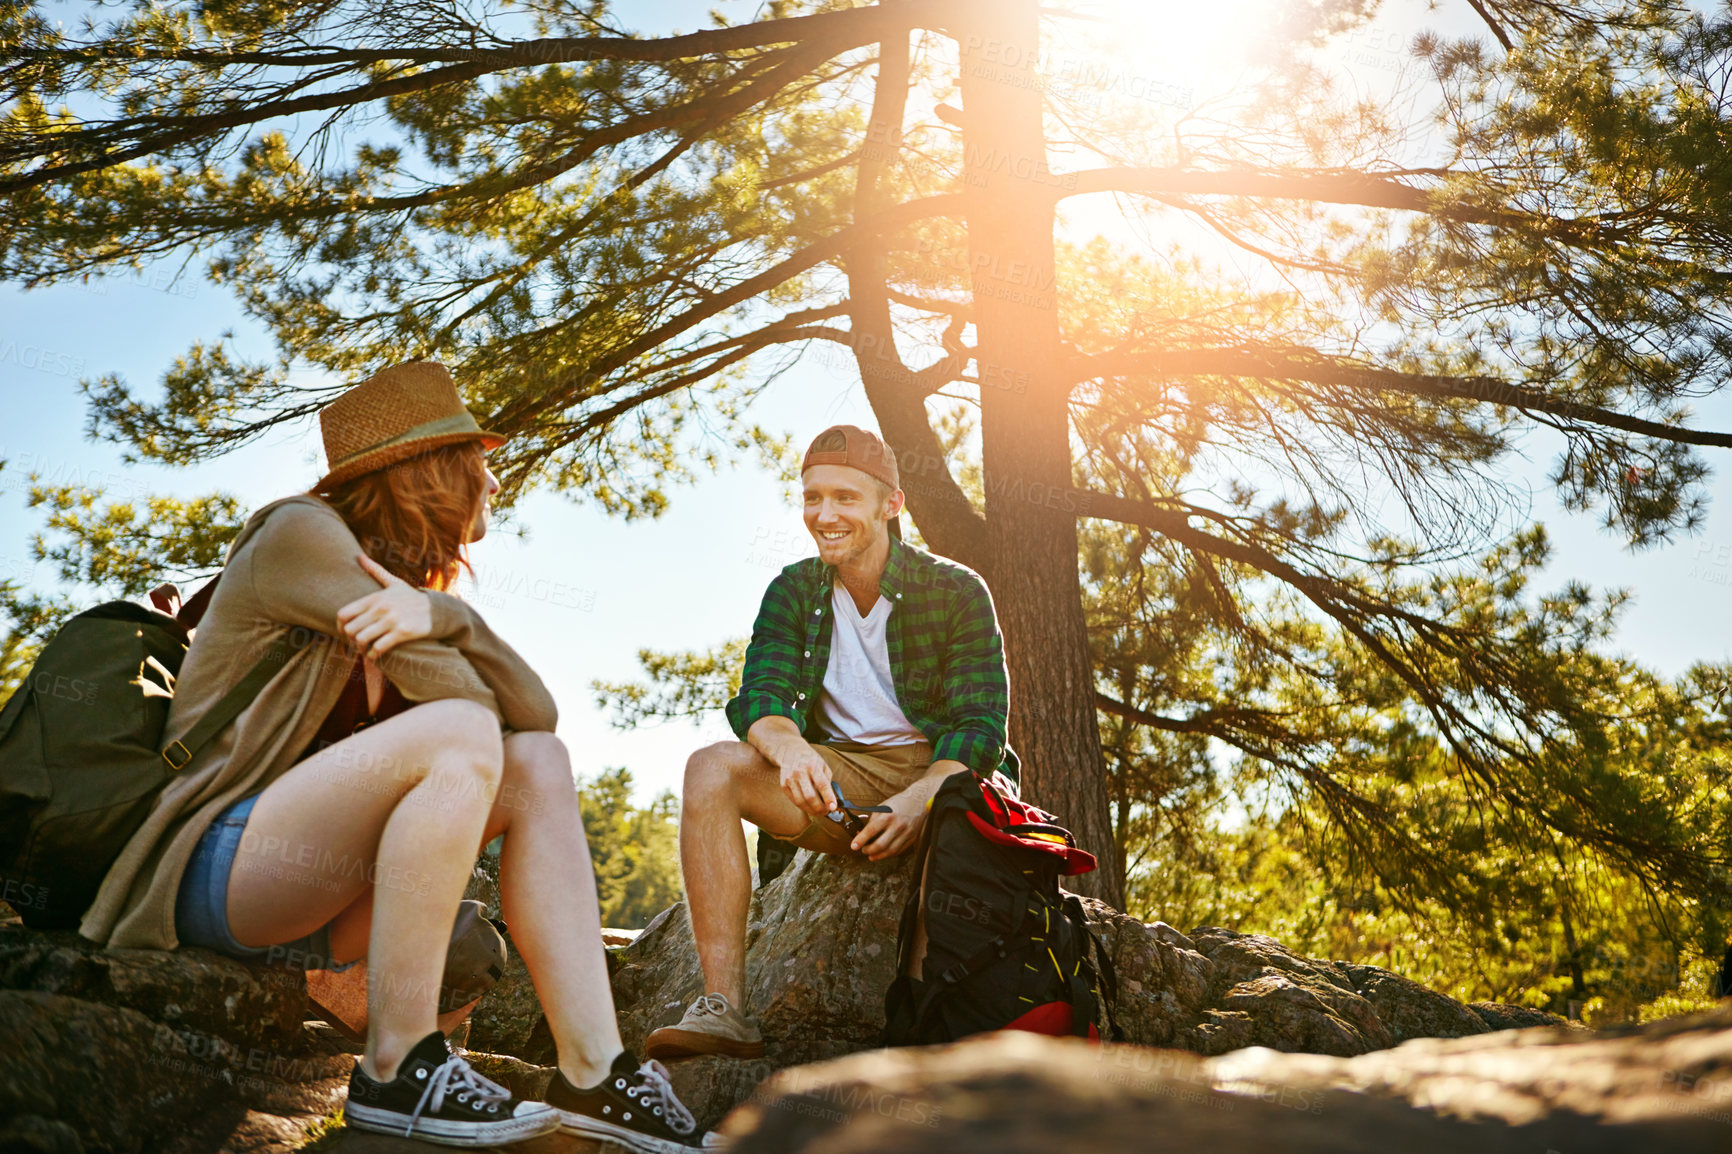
left=469, top=464, right=501, bottom=543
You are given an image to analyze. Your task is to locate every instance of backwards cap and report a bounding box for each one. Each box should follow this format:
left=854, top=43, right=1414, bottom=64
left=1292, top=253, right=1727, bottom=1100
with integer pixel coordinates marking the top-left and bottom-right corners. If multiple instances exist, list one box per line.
left=800, top=424, right=900, bottom=490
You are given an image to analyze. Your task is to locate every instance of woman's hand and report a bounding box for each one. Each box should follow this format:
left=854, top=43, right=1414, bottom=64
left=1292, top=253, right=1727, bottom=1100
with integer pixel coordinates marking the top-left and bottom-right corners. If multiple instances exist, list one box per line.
left=337, top=555, right=434, bottom=660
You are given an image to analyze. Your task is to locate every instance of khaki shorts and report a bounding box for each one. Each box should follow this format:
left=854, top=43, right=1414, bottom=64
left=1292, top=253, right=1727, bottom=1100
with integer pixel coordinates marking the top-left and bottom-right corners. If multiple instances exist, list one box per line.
left=765, top=740, right=932, bottom=854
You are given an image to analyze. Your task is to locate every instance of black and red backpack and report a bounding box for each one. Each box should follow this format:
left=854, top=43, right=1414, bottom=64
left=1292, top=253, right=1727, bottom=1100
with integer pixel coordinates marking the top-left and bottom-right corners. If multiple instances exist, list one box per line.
left=883, top=770, right=1118, bottom=1045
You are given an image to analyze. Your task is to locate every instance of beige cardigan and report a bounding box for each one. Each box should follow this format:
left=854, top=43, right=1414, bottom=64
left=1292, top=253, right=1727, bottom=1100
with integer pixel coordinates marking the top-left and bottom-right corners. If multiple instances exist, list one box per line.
left=81, top=495, right=557, bottom=949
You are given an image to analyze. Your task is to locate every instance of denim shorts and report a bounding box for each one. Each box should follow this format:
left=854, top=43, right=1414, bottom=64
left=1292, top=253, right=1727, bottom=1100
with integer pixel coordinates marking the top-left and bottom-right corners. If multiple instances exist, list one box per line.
left=174, top=793, right=357, bottom=972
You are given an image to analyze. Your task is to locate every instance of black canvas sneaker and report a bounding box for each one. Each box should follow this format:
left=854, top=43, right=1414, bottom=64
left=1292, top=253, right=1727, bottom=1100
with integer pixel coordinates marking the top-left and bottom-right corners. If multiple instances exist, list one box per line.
left=344, top=1030, right=560, bottom=1146
left=545, top=1050, right=715, bottom=1152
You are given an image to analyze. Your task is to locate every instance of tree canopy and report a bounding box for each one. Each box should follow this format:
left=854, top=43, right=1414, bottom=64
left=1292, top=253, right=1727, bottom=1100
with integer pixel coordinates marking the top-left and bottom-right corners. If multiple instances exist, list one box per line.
left=6, top=0, right=1732, bottom=921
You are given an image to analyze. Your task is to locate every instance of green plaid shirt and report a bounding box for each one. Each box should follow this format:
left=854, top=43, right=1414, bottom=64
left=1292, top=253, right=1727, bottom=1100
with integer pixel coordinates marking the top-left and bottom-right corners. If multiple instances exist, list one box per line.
left=726, top=538, right=1013, bottom=777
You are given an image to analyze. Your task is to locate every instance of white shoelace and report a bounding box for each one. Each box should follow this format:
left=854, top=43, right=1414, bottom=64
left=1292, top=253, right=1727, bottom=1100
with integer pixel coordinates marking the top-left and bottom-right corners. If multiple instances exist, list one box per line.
left=406, top=1054, right=514, bottom=1136
left=632, top=1058, right=697, bottom=1136
left=690, top=993, right=733, bottom=1019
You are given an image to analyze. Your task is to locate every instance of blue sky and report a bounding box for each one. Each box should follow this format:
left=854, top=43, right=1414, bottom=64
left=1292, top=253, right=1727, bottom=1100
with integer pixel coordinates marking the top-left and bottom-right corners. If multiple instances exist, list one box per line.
left=5, top=0, right=1732, bottom=803
left=0, top=266, right=859, bottom=802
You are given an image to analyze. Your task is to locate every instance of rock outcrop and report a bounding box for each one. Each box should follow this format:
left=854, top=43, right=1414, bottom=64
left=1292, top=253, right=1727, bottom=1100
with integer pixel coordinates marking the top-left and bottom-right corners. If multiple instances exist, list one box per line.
left=1180, top=924, right=1499, bottom=1056
left=601, top=850, right=1563, bottom=1126
left=458, top=859, right=541, bottom=1058
left=0, top=922, right=353, bottom=1153
left=0, top=849, right=1587, bottom=1151
left=603, top=850, right=919, bottom=1131
left=724, top=1010, right=1732, bottom=1153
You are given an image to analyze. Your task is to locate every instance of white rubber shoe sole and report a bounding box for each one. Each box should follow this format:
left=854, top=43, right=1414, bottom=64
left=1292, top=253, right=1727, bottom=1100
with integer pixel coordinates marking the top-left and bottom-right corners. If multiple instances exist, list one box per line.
left=344, top=1099, right=560, bottom=1146
left=557, top=1112, right=720, bottom=1153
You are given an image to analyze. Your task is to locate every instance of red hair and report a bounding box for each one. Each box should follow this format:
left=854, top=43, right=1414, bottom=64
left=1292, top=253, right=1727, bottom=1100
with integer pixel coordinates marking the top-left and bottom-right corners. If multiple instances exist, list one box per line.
left=314, top=442, right=488, bottom=590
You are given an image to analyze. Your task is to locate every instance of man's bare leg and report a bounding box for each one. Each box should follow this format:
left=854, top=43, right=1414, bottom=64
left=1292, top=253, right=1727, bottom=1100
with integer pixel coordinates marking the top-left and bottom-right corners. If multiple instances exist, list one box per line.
left=679, top=741, right=812, bottom=1004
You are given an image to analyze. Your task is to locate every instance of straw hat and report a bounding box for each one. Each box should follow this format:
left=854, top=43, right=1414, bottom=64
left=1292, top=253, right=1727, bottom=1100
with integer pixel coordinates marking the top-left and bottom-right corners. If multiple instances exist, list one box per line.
left=315, top=361, right=504, bottom=488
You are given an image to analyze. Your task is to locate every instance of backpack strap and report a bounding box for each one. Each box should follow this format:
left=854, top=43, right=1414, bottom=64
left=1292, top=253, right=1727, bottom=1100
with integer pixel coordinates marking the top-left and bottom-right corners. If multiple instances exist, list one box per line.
left=895, top=770, right=982, bottom=975
left=885, top=775, right=975, bottom=1045
left=882, top=857, right=928, bottom=1043
left=1063, top=894, right=1122, bottom=1042
left=145, top=573, right=222, bottom=627
left=905, top=910, right=1027, bottom=1042
left=160, top=631, right=298, bottom=771
left=1067, top=968, right=1097, bottom=1037
left=175, top=574, right=222, bottom=628
left=888, top=772, right=1030, bottom=1045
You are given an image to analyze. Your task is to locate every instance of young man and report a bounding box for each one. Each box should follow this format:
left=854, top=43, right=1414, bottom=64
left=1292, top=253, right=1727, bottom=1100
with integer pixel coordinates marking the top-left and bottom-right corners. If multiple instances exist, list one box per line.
left=647, top=425, right=1013, bottom=1060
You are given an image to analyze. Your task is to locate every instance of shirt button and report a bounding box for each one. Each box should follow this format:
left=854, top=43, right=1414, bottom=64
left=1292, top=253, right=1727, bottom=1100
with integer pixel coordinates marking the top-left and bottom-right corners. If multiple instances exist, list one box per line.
left=813, top=608, right=822, bottom=615
left=804, top=650, right=811, bottom=657
left=797, top=693, right=806, bottom=700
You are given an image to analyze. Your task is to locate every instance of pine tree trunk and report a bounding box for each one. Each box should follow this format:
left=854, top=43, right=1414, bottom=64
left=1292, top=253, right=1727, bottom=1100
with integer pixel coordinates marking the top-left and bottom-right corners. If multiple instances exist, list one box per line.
left=956, top=0, right=1122, bottom=905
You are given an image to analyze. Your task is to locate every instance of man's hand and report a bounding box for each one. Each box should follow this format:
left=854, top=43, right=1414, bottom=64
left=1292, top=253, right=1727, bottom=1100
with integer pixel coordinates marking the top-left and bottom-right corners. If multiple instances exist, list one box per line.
left=748, top=715, right=837, bottom=818
left=851, top=759, right=965, bottom=861
left=851, top=786, right=928, bottom=861
left=777, top=746, right=836, bottom=817
left=337, top=555, right=434, bottom=660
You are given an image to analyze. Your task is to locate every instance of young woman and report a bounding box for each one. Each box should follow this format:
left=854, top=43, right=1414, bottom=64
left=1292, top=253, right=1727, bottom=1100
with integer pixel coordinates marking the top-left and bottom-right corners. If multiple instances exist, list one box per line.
left=79, top=363, right=706, bottom=1151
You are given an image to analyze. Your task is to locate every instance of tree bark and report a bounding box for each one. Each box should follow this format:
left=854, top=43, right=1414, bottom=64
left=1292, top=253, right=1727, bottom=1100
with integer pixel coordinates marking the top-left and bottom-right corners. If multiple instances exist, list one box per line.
left=847, top=7, right=991, bottom=576
left=956, top=0, right=1122, bottom=904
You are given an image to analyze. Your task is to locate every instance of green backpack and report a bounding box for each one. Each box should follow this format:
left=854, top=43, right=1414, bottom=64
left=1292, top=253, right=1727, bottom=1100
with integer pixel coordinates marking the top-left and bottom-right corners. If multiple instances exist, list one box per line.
left=0, top=582, right=289, bottom=929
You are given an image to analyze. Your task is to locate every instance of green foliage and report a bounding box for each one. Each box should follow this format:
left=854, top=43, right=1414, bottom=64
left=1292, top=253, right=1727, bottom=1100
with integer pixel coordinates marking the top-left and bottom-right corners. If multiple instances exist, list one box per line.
left=0, top=582, right=73, bottom=705
left=591, top=639, right=746, bottom=729
left=1078, top=425, right=1732, bottom=1019
left=27, top=482, right=245, bottom=594
left=0, top=459, right=247, bottom=701
left=579, top=766, right=682, bottom=930
left=294, top=1106, right=346, bottom=1151
left=1126, top=793, right=1729, bottom=1024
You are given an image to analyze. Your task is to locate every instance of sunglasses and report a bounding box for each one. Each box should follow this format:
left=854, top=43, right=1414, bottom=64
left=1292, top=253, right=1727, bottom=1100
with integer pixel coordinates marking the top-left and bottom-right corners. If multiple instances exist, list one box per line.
left=826, top=782, right=892, bottom=835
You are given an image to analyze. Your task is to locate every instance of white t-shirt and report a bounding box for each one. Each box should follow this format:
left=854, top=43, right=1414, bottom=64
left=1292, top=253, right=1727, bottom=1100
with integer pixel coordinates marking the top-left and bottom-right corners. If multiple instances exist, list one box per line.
left=816, top=582, right=925, bottom=746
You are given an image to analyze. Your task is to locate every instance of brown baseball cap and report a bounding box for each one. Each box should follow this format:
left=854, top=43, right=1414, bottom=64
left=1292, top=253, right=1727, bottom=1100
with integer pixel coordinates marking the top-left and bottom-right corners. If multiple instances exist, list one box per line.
left=801, top=424, right=900, bottom=490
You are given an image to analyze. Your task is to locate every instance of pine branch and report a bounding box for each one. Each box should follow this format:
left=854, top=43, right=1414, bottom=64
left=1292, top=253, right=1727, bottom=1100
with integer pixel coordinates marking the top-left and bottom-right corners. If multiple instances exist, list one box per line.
left=1073, top=346, right=1732, bottom=449
left=1065, top=167, right=1633, bottom=249
left=1093, top=691, right=1300, bottom=737
left=4, top=3, right=949, bottom=69
left=0, top=39, right=840, bottom=199
left=1465, top=0, right=1516, bottom=50
left=489, top=194, right=967, bottom=430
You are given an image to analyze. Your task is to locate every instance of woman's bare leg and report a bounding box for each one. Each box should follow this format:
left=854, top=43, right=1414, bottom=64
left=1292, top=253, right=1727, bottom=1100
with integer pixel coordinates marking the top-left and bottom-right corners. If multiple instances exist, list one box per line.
left=303, top=731, right=629, bottom=1085
left=324, top=886, right=374, bottom=966
left=229, top=709, right=627, bottom=1087
left=478, top=732, right=622, bottom=1087
left=226, top=697, right=503, bottom=1081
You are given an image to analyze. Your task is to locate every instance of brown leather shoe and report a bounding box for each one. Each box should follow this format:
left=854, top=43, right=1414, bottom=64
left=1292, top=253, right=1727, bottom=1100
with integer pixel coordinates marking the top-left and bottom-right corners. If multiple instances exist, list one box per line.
left=645, top=993, right=766, bottom=1060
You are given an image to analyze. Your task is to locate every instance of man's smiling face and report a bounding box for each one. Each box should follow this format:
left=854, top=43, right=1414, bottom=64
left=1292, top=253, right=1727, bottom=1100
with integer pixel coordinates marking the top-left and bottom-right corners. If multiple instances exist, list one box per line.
left=802, top=464, right=903, bottom=567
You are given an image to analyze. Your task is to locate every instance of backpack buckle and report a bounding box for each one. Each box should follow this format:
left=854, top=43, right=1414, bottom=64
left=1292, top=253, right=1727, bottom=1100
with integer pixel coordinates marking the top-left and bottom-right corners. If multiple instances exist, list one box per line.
left=162, top=740, right=193, bottom=770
